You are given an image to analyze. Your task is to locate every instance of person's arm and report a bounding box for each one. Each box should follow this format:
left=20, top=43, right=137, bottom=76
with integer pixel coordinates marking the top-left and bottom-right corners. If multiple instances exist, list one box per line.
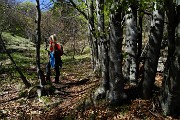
left=45, top=44, right=52, bottom=56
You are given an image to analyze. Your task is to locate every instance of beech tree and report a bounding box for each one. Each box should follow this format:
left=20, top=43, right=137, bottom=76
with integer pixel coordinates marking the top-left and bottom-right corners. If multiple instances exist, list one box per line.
left=142, top=2, right=164, bottom=99
left=160, top=0, right=180, bottom=116
left=94, top=0, right=110, bottom=100
left=123, top=3, right=138, bottom=86
left=87, top=0, right=99, bottom=71
left=107, top=0, right=127, bottom=104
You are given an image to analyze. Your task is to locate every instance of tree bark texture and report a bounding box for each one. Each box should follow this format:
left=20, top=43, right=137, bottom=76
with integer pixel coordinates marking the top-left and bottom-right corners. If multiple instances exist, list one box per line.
left=123, top=5, right=138, bottom=85
left=36, top=0, right=46, bottom=86
left=108, top=1, right=126, bottom=104
left=94, top=0, right=109, bottom=100
left=87, top=0, right=99, bottom=73
left=95, top=0, right=104, bottom=75
left=137, top=9, right=143, bottom=80
left=163, top=0, right=176, bottom=77
left=142, top=3, right=164, bottom=99
left=161, top=2, right=180, bottom=116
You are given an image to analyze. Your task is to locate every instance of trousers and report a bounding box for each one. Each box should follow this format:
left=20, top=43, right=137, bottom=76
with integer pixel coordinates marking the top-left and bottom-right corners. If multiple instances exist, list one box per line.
left=46, top=54, right=62, bottom=83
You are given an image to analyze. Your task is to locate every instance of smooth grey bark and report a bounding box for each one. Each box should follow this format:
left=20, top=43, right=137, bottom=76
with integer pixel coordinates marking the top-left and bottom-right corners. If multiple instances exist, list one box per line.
left=161, top=1, right=180, bottom=116
left=88, top=29, right=95, bottom=69
left=95, top=0, right=104, bottom=75
left=94, top=0, right=109, bottom=100
left=123, top=5, right=138, bottom=85
left=108, top=1, right=126, bottom=104
left=87, top=0, right=95, bottom=69
left=35, top=0, right=46, bottom=86
left=142, top=3, right=164, bottom=99
left=87, top=0, right=100, bottom=73
left=0, top=32, right=31, bottom=88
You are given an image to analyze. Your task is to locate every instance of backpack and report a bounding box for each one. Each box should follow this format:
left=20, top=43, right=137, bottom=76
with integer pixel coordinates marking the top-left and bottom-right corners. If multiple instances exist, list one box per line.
left=56, top=43, right=63, bottom=56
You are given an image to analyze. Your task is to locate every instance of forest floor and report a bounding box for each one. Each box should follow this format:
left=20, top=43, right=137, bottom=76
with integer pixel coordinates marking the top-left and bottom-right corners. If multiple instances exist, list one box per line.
left=0, top=33, right=178, bottom=120
left=0, top=58, right=176, bottom=120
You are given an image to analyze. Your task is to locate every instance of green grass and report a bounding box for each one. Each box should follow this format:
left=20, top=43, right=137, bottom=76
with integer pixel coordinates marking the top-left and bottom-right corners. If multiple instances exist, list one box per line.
left=2, top=32, right=35, bottom=50
left=0, top=33, right=37, bottom=83
left=62, top=46, right=91, bottom=64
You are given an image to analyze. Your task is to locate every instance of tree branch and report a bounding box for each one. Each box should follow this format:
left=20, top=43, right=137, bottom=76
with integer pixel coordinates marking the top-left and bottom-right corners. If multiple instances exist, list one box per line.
left=69, top=0, right=88, bottom=20
left=141, top=10, right=152, bottom=16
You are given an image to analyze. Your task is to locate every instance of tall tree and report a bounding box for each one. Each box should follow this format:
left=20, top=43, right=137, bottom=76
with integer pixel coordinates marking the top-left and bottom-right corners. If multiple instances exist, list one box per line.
left=94, top=0, right=109, bottom=99
left=123, top=3, right=138, bottom=85
left=163, top=0, right=176, bottom=76
left=142, top=2, right=164, bottom=99
left=107, top=0, right=127, bottom=104
left=137, top=3, right=143, bottom=80
left=161, top=0, right=180, bottom=116
left=35, top=0, right=46, bottom=86
left=68, top=0, right=100, bottom=72
left=87, top=0, right=99, bottom=72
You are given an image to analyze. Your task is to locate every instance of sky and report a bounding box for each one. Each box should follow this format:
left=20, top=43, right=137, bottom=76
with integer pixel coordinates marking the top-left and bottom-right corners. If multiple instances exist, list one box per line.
left=16, top=0, right=53, bottom=10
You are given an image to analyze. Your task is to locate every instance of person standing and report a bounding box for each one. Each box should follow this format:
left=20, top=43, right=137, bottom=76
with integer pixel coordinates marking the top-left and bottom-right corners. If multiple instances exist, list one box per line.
left=46, top=34, right=63, bottom=83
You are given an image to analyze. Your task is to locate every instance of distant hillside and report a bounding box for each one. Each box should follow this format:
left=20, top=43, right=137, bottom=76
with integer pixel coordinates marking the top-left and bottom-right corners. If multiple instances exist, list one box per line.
left=2, top=32, right=35, bottom=51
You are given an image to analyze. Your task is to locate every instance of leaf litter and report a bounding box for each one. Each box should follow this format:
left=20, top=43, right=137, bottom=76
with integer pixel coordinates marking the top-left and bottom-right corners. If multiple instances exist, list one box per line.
left=0, top=60, right=177, bottom=120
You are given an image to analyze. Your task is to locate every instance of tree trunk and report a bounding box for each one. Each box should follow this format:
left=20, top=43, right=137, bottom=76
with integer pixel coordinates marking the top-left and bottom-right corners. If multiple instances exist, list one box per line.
left=161, top=1, right=180, bottom=116
left=137, top=12, right=143, bottom=60
left=123, top=5, right=138, bottom=85
left=163, top=0, right=176, bottom=77
left=94, top=0, right=109, bottom=100
left=70, top=0, right=101, bottom=74
left=35, top=0, right=46, bottom=86
left=87, top=0, right=99, bottom=72
left=107, top=1, right=126, bottom=104
left=137, top=9, right=143, bottom=80
left=142, top=3, right=164, bottom=99
left=73, top=27, right=76, bottom=59
left=95, top=0, right=104, bottom=75
left=0, top=32, right=31, bottom=88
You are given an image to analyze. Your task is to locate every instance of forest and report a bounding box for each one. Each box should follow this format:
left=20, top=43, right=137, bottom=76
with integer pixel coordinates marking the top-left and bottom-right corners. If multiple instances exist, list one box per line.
left=0, top=0, right=180, bottom=119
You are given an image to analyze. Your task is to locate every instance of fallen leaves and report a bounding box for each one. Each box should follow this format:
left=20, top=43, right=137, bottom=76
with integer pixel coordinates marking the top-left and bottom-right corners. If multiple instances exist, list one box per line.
left=0, top=59, right=176, bottom=120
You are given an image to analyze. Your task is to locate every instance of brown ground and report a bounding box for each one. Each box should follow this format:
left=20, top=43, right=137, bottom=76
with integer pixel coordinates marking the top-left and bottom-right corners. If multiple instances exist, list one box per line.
left=0, top=59, right=177, bottom=120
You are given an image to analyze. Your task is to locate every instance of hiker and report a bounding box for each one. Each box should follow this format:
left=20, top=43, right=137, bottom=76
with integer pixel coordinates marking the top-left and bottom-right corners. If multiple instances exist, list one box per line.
left=46, top=34, right=63, bottom=83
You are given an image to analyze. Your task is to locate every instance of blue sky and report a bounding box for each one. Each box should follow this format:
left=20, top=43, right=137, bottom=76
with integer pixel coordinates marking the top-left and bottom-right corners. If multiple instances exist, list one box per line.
left=16, top=0, right=53, bottom=10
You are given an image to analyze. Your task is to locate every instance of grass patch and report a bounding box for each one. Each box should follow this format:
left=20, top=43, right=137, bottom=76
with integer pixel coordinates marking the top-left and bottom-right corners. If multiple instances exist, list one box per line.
left=62, top=51, right=90, bottom=64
